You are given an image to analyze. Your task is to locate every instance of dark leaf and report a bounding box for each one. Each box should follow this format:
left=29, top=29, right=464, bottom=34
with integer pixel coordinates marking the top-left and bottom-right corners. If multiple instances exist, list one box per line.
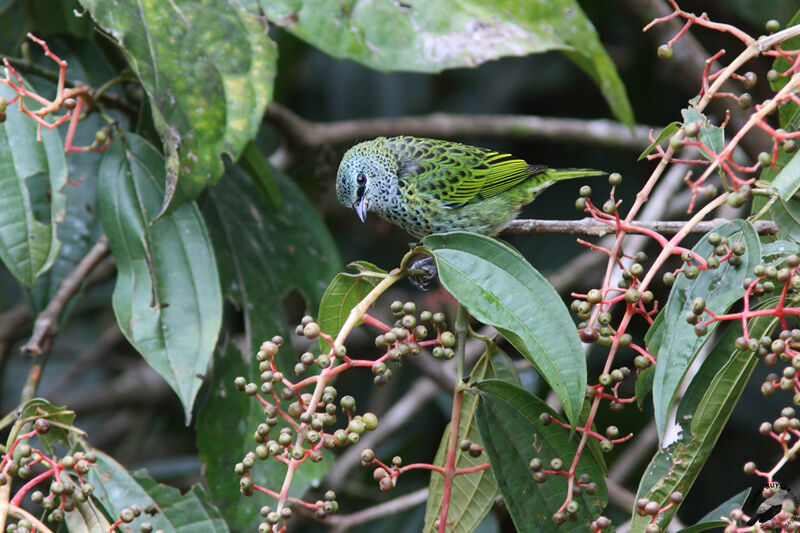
left=474, top=380, right=607, bottom=532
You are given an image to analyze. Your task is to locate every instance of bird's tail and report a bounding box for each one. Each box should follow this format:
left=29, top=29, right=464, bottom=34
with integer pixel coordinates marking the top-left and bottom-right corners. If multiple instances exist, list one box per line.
left=547, top=168, right=607, bottom=181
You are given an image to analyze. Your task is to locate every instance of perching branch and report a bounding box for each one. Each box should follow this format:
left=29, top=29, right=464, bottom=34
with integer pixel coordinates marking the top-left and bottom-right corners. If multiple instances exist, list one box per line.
left=264, top=102, right=654, bottom=152
left=503, top=217, right=777, bottom=236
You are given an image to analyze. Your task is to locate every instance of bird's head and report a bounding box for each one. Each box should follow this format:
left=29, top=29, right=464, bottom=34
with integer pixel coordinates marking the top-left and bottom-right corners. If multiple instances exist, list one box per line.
left=336, top=139, right=395, bottom=223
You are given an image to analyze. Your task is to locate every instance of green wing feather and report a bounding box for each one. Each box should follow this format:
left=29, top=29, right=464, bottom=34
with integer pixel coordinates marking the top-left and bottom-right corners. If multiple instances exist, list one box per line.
left=385, top=136, right=546, bottom=206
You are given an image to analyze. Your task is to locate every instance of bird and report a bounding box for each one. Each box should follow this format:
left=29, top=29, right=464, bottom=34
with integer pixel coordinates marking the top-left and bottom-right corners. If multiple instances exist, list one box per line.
left=336, top=136, right=604, bottom=239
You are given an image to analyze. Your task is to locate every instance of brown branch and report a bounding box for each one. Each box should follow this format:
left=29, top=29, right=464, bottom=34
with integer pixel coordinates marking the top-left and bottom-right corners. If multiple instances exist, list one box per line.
left=502, top=217, right=777, bottom=236
left=0, top=303, right=32, bottom=366
left=0, top=304, right=32, bottom=342
left=265, top=102, right=654, bottom=152
left=21, top=236, right=110, bottom=357
left=325, top=487, right=429, bottom=533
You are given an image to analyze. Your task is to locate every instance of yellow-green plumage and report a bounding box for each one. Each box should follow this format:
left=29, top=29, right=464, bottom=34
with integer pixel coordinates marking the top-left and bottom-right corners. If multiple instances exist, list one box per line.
left=336, top=136, right=603, bottom=239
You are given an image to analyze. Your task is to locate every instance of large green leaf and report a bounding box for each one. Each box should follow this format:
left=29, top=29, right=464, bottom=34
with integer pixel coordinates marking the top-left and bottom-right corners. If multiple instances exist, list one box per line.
left=197, top=163, right=339, bottom=531
left=651, top=220, right=760, bottom=442
left=0, top=78, right=67, bottom=290
left=633, top=316, right=772, bottom=530
left=424, top=232, right=586, bottom=428
left=98, top=133, right=222, bottom=422
left=474, top=380, right=607, bottom=532
left=78, top=0, right=276, bottom=213
left=423, top=346, right=519, bottom=532
left=253, top=0, right=633, bottom=125
left=89, top=451, right=228, bottom=533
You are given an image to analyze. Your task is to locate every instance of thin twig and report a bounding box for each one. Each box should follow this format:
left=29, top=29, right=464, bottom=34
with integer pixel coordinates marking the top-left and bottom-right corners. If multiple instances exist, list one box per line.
left=326, top=487, right=429, bottom=533
left=264, top=102, right=654, bottom=152
left=4, top=57, right=138, bottom=117
left=503, top=217, right=776, bottom=236
left=21, top=236, right=110, bottom=357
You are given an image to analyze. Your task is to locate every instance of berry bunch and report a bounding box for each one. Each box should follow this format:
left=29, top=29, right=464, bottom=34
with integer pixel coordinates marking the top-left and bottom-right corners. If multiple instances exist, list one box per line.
left=233, top=300, right=457, bottom=531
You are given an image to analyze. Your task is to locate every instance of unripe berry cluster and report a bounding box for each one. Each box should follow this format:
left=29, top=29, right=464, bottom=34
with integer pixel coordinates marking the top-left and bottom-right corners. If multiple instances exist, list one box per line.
left=0, top=419, right=100, bottom=528
left=234, top=302, right=455, bottom=529
left=634, top=492, right=683, bottom=531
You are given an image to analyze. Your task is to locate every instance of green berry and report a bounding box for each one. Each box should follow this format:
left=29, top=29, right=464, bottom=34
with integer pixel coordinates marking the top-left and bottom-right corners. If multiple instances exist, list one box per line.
left=738, top=92, right=752, bottom=109
left=657, top=44, right=673, bottom=59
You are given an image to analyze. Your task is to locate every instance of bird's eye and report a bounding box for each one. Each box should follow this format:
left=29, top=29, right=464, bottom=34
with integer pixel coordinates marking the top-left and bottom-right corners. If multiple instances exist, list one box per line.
left=356, top=172, right=367, bottom=186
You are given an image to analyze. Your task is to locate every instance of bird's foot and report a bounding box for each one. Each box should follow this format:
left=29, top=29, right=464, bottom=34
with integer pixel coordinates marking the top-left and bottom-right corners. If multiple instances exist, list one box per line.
left=407, top=256, right=437, bottom=291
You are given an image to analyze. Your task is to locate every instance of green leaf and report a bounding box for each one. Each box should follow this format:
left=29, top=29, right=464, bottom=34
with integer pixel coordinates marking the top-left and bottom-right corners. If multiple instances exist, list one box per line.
left=423, top=346, right=519, bottom=532
left=424, top=232, right=586, bottom=428
left=635, top=366, right=654, bottom=410
left=197, top=164, right=339, bottom=531
left=64, top=497, right=112, bottom=533
left=199, top=162, right=340, bottom=359
left=633, top=316, right=772, bottom=530
left=681, top=107, right=725, bottom=167
left=639, top=122, right=682, bottom=161
left=761, top=240, right=800, bottom=265
left=474, top=380, right=607, bottom=532
left=0, top=78, right=67, bottom=290
left=89, top=450, right=229, bottom=533
left=770, top=9, right=800, bottom=129
left=254, top=0, right=633, bottom=125
left=78, top=0, right=276, bottom=213
left=239, top=141, right=281, bottom=209
left=651, top=220, right=760, bottom=442
left=317, top=261, right=386, bottom=351
left=27, top=0, right=93, bottom=39
left=677, top=488, right=750, bottom=533
left=98, top=133, right=222, bottom=422
left=768, top=149, right=800, bottom=201
left=19, top=398, right=79, bottom=455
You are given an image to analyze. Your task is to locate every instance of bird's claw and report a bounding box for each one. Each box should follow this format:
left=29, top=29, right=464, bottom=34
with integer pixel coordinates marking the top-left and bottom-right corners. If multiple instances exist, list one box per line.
left=407, top=256, right=437, bottom=291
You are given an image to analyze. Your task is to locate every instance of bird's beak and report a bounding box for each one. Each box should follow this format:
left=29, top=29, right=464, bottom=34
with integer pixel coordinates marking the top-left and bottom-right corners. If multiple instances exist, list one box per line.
left=354, top=195, right=368, bottom=223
